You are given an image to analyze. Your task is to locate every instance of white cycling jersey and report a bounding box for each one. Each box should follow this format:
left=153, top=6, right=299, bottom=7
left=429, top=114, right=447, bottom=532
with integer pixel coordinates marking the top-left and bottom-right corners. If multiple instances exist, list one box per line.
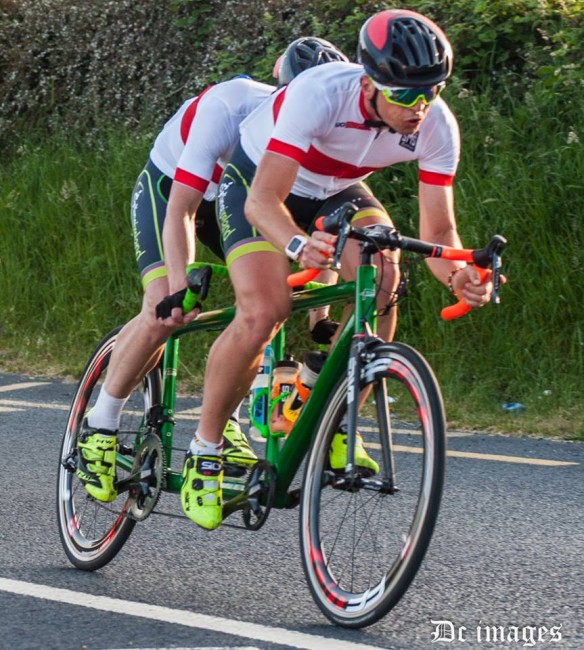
left=239, top=62, right=460, bottom=200
left=150, top=76, right=274, bottom=199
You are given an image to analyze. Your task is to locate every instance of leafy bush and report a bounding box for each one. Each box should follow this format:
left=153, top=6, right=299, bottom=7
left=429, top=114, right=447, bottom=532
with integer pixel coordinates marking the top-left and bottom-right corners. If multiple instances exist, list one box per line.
left=0, top=1, right=582, bottom=436
left=2, top=0, right=581, bottom=149
left=0, top=0, right=200, bottom=147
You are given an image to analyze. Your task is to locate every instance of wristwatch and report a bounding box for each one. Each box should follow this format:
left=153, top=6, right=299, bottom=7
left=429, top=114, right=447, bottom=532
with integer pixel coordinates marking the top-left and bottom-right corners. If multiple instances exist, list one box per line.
left=285, top=234, right=308, bottom=261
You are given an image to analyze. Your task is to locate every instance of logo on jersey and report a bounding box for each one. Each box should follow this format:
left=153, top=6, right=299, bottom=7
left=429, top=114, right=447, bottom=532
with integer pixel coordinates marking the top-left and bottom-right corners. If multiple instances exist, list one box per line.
left=335, top=121, right=373, bottom=131
left=399, top=133, right=419, bottom=152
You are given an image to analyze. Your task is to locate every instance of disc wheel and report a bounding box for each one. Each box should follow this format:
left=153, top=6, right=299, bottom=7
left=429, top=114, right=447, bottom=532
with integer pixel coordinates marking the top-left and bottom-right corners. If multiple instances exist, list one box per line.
left=56, top=327, right=161, bottom=571
left=299, top=342, right=446, bottom=627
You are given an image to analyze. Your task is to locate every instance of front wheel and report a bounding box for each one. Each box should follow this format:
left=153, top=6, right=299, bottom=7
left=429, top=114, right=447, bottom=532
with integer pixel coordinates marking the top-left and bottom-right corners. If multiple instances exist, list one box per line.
left=299, top=342, right=446, bottom=628
left=56, top=327, right=161, bottom=571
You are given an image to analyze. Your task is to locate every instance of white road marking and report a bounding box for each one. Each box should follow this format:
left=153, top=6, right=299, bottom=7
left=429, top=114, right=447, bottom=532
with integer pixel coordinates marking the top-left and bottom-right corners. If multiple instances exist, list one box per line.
left=0, top=398, right=69, bottom=410
left=0, top=381, right=50, bottom=392
left=446, top=448, right=579, bottom=466
left=1, top=398, right=578, bottom=467
left=367, top=442, right=579, bottom=467
left=0, top=578, right=385, bottom=650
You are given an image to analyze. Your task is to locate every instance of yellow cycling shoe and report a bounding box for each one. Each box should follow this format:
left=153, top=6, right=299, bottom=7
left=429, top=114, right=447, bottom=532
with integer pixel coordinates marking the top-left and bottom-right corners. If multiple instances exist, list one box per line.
left=76, top=422, right=118, bottom=502
left=222, top=418, right=258, bottom=465
left=181, top=452, right=223, bottom=530
left=329, top=428, right=379, bottom=477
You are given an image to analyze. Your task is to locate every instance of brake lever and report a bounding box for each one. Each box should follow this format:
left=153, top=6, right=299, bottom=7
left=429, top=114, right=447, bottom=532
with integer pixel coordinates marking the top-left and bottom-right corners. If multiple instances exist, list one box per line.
left=441, top=235, right=506, bottom=320
left=288, top=201, right=357, bottom=285
left=332, top=219, right=351, bottom=270
left=490, top=251, right=503, bottom=305
left=485, top=235, right=506, bottom=306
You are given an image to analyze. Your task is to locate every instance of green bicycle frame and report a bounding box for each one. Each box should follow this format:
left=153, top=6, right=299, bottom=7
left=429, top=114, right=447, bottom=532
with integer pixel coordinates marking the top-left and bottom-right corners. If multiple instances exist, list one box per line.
left=153, top=262, right=379, bottom=512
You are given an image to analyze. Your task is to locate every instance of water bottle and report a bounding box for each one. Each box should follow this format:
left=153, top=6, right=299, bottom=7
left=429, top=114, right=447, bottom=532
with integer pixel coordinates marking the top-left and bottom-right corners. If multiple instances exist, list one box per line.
left=249, top=343, right=271, bottom=437
left=283, top=351, right=327, bottom=424
left=270, top=358, right=301, bottom=435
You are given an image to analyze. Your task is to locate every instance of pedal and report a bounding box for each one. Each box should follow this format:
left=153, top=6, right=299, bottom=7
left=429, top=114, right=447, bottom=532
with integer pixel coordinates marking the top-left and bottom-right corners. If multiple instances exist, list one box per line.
left=61, top=451, right=77, bottom=473
left=242, top=460, right=276, bottom=531
left=223, top=461, right=248, bottom=478
left=127, top=434, right=166, bottom=521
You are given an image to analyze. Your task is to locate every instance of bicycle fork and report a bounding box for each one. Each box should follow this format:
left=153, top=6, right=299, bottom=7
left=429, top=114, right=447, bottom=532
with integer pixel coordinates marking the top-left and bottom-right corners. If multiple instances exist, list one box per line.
left=343, top=334, right=397, bottom=494
left=344, top=334, right=364, bottom=481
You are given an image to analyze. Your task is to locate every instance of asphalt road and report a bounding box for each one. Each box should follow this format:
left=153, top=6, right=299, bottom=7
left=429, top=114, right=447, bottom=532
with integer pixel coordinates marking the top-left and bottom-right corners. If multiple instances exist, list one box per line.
left=0, top=371, right=582, bottom=650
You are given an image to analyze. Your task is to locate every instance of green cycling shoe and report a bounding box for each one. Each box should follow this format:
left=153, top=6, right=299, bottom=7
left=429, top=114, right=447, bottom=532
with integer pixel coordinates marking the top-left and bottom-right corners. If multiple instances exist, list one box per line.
left=76, top=421, right=118, bottom=502
left=181, top=452, right=223, bottom=530
left=329, top=426, right=379, bottom=477
left=222, top=418, right=258, bottom=466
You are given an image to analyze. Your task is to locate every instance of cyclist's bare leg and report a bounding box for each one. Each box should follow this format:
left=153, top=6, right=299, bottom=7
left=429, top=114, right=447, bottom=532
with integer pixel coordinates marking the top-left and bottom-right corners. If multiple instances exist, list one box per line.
left=308, top=268, right=338, bottom=331
left=101, top=277, right=177, bottom=400
left=197, top=251, right=291, bottom=444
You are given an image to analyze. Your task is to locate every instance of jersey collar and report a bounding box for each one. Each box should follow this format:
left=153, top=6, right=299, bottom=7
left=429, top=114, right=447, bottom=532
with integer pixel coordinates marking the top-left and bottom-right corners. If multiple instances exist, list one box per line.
left=358, top=88, right=392, bottom=131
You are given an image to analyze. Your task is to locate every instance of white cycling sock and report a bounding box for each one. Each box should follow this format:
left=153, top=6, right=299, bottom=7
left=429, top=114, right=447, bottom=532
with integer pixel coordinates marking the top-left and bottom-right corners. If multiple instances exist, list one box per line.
left=189, top=430, right=223, bottom=456
left=87, top=387, right=128, bottom=432
left=230, top=402, right=241, bottom=422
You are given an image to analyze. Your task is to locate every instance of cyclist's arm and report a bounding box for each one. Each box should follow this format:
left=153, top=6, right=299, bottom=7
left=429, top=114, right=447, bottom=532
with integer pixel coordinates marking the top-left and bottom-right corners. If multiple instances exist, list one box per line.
left=162, top=182, right=203, bottom=295
left=245, top=151, right=335, bottom=269
left=418, top=181, right=491, bottom=306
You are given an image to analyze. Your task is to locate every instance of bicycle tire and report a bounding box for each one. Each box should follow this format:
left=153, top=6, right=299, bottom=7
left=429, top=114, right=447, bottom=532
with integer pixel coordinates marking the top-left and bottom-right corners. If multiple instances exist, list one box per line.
left=56, top=327, right=162, bottom=571
left=299, top=341, right=446, bottom=628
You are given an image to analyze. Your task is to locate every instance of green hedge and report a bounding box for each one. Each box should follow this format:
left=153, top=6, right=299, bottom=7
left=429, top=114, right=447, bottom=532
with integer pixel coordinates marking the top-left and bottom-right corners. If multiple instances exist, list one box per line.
left=1, top=0, right=580, bottom=148
left=0, top=1, right=582, bottom=437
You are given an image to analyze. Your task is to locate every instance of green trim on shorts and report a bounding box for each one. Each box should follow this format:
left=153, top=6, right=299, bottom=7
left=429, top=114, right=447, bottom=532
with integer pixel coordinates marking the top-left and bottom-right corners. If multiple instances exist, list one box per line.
left=352, top=207, right=391, bottom=223
left=219, top=163, right=256, bottom=240
left=141, top=265, right=168, bottom=289
left=156, top=175, right=170, bottom=204
left=225, top=241, right=281, bottom=268
left=144, top=169, right=164, bottom=261
left=223, top=162, right=251, bottom=190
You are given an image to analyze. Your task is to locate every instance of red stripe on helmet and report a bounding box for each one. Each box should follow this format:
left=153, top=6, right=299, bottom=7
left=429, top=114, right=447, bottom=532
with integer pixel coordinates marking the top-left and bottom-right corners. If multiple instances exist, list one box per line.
left=366, top=9, right=427, bottom=50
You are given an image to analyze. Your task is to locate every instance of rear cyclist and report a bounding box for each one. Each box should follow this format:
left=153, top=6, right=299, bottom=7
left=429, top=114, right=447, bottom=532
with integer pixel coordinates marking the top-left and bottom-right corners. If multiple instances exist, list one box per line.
left=76, top=37, right=349, bottom=503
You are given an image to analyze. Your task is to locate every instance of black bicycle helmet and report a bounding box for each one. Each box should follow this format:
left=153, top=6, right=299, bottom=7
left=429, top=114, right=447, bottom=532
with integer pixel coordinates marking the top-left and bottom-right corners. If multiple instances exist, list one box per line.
left=357, top=9, right=452, bottom=87
left=276, top=37, right=348, bottom=86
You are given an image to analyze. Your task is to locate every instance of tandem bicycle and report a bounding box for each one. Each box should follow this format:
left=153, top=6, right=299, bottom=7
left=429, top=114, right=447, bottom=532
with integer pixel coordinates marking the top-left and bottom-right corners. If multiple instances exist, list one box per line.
left=57, top=201, right=506, bottom=628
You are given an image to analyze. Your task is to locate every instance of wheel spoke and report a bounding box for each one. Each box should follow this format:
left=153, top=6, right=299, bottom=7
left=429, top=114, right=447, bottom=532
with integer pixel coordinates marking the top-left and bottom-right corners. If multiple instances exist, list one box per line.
left=56, top=329, right=161, bottom=570
left=300, top=343, right=446, bottom=627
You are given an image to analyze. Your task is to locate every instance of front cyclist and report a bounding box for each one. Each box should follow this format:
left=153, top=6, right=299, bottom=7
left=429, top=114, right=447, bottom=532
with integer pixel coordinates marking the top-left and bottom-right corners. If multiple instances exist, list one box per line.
left=181, top=10, right=498, bottom=529
left=75, top=37, right=348, bottom=504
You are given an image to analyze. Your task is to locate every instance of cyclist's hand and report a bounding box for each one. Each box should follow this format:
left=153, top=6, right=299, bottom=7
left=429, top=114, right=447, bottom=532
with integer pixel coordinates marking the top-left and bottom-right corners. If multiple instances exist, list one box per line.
left=451, top=266, right=506, bottom=308
left=156, top=289, right=201, bottom=327
left=167, top=304, right=201, bottom=327
left=300, top=231, right=337, bottom=269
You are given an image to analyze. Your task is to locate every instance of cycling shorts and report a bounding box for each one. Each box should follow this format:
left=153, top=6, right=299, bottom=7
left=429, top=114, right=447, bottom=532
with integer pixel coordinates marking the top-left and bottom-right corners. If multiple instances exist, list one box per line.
left=131, top=157, right=223, bottom=288
left=217, top=142, right=389, bottom=268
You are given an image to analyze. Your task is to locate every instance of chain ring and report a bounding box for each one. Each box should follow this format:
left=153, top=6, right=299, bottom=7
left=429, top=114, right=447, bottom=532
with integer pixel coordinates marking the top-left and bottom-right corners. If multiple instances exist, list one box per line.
left=127, top=434, right=166, bottom=521
left=242, top=460, right=276, bottom=530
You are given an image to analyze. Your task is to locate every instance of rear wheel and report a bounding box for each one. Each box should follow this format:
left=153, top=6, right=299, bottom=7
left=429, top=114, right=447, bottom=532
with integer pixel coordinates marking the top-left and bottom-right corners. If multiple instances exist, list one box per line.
left=299, top=342, right=446, bottom=627
left=56, top=327, right=161, bottom=571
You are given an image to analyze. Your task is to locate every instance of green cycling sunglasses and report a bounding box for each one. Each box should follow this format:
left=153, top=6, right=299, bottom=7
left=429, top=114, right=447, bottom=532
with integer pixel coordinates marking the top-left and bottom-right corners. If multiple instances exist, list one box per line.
left=371, top=79, right=446, bottom=108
